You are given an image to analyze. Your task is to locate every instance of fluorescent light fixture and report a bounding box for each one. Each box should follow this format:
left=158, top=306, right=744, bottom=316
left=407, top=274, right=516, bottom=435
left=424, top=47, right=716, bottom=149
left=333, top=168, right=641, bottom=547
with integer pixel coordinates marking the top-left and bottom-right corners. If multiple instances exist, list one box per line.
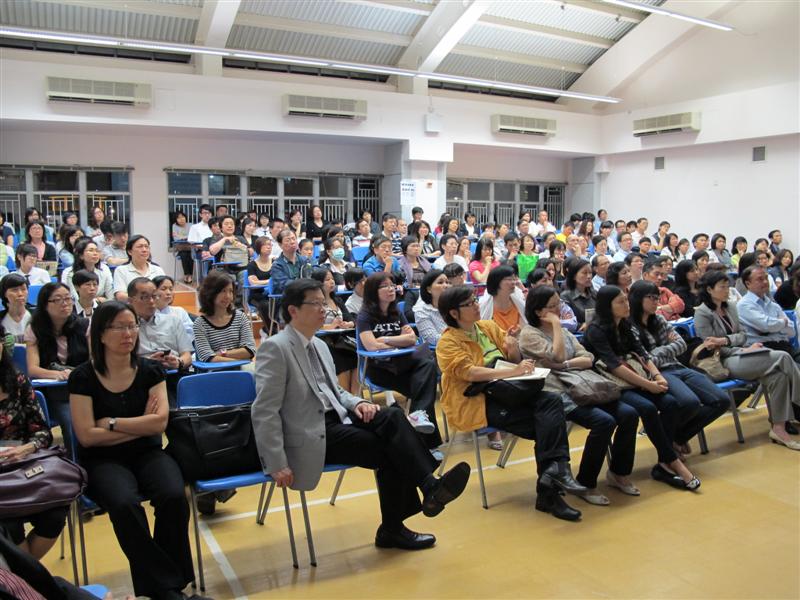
left=0, top=28, right=119, bottom=46
left=599, top=0, right=734, bottom=31
left=331, top=63, right=417, bottom=77
left=234, top=52, right=328, bottom=67
left=122, top=42, right=230, bottom=56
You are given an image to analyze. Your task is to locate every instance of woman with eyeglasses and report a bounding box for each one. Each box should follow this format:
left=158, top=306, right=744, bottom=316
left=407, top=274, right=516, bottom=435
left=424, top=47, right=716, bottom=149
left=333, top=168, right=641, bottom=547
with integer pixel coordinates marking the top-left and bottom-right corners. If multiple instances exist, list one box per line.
left=478, top=265, right=527, bottom=334
left=628, top=280, right=728, bottom=458
left=357, top=272, right=442, bottom=449
left=112, top=235, right=166, bottom=301
left=673, top=259, right=702, bottom=318
left=69, top=301, right=197, bottom=600
left=519, top=286, right=640, bottom=504
left=436, top=285, right=586, bottom=521
left=560, top=258, right=596, bottom=332
left=584, top=285, right=701, bottom=491
left=62, top=238, right=114, bottom=302
left=25, top=282, right=89, bottom=457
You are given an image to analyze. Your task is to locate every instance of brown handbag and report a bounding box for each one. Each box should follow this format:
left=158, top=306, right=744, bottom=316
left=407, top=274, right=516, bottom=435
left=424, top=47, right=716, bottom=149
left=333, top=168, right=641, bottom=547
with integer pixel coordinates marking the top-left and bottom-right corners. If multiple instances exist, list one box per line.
left=594, top=353, right=651, bottom=391
left=689, top=346, right=730, bottom=382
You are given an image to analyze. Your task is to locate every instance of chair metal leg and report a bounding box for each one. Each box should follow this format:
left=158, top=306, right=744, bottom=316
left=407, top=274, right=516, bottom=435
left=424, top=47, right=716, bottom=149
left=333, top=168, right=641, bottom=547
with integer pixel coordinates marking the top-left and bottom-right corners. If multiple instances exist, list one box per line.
left=299, top=491, right=317, bottom=567
left=189, top=487, right=206, bottom=591
left=257, top=482, right=276, bottom=525
left=65, top=504, right=79, bottom=585
left=437, top=431, right=457, bottom=476
left=281, top=487, right=299, bottom=569
left=329, top=470, right=346, bottom=506
left=442, top=410, right=450, bottom=443
left=497, top=435, right=518, bottom=468
left=729, top=391, right=745, bottom=443
left=76, top=503, right=88, bottom=586
left=472, top=432, right=489, bottom=509
left=748, top=384, right=764, bottom=409
left=697, top=429, right=709, bottom=454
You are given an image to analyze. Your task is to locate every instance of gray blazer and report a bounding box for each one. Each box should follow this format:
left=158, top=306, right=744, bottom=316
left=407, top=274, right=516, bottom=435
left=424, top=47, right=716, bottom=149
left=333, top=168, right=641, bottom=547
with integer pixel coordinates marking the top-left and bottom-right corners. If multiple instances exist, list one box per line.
left=251, top=325, right=365, bottom=490
left=693, top=303, right=747, bottom=359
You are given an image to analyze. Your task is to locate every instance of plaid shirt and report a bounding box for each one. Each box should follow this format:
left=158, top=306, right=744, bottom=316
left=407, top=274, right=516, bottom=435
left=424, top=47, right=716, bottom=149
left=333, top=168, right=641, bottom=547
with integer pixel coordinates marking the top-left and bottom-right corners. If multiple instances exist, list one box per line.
left=631, top=314, right=686, bottom=369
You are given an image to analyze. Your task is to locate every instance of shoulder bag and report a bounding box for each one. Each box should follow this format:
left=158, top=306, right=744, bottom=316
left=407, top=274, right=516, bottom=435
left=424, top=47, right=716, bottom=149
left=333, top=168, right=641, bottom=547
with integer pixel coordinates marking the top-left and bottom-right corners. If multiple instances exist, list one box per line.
left=689, top=345, right=730, bottom=382
left=594, top=353, right=651, bottom=391
left=553, top=369, right=621, bottom=405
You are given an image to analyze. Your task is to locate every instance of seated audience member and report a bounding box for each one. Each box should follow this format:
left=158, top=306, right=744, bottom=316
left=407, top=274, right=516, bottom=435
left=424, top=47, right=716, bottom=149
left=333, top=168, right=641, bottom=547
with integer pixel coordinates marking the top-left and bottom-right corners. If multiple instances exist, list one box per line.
left=479, top=265, right=526, bottom=333
left=560, top=258, right=596, bottom=331
left=602, top=221, right=619, bottom=255
left=439, top=216, right=460, bottom=241
left=357, top=273, right=442, bottom=448
left=305, top=205, right=326, bottom=243
left=737, top=266, right=799, bottom=360
left=246, top=236, right=273, bottom=306
left=25, top=282, right=89, bottom=457
left=734, top=252, right=758, bottom=296
left=443, top=262, right=467, bottom=286
left=492, top=224, right=508, bottom=259
left=251, top=279, right=469, bottom=551
left=309, top=269, right=359, bottom=394
left=591, top=254, right=610, bottom=292
left=62, top=238, right=114, bottom=302
left=380, top=213, right=403, bottom=255
left=501, top=232, right=521, bottom=263
left=630, top=218, right=648, bottom=245
left=112, top=235, right=166, bottom=301
left=692, top=233, right=710, bottom=254
left=675, top=238, right=692, bottom=263
left=264, top=218, right=284, bottom=257
left=641, top=260, right=685, bottom=321
left=605, top=261, right=632, bottom=296
left=693, top=250, right=710, bottom=279
left=287, top=209, right=306, bottom=240
left=456, top=237, right=472, bottom=265
left=14, top=244, right=51, bottom=286
left=254, top=213, right=270, bottom=238
left=753, top=250, right=778, bottom=294
left=694, top=271, right=800, bottom=450
left=153, top=275, right=194, bottom=340
left=343, top=268, right=366, bottom=315
left=321, top=236, right=352, bottom=286
left=673, top=260, right=702, bottom=317
left=352, top=218, right=374, bottom=248
left=102, top=221, right=130, bottom=268
left=25, top=221, right=56, bottom=262
left=413, top=270, right=450, bottom=346
left=548, top=241, right=567, bottom=284
left=127, top=278, right=192, bottom=408
left=298, top=238, right=315, bottom=262
left=408, top=220, right=438, bottom=256
left=68, top=301, right=201, bottom=600
left=239, top=218, right=257, bottom=257
left=660, top=233, right=682, bottom=267
left=0, top=342, right=68, bottom=560
left=436, top=285, right=586, bottom=520
left=628, top=281, right=728, bottom=456
left=193, top=271, right=255, bottom=364
left=0, top=274, right=31, bottom=341
left=612, top=232, right=633, bottom=262
left=398, top=235, right=431, bottom=288
left=18, top=208, right=53, bottom=243
left=555, top=221, right=573, bottom=244
left=270, top=229, right=312, bottom=295
left=198, top=217, right=223, bottom=262
left=517, top=234, right=540, bottom=281
left=57, top=225, right=83, bottom=268
left=636, top=237, right=652, bottom=255
left=754, top=237, right=774, bottom=263
left=72, top=269, right=99, bottom=319
left=532, top=209, right=556, bottom=236
left=769, top=249, right=794, bottom=288
left=775, top=268, right=800, bottom=310
left=625, top=252, right=645, bottom=284
left=207, top=215, right=250, bottom=274
left=730, top=236, right=748, bottom=269
left=93, top=221, right=114, bottom=254
left=459, top=212, right=481, bottom=240
left=768, top=229, right=783, bottom=256
left=527, top=267, right=577, bottom=332
left=705, top=263, right=743, bottom=306
left=584, top=286, right=701, bottom=490
left=363, top=235, right=404, bottom=279
left=0, top=211, right=14, bottom=247
left=652, top=221, right=671, bottom=251
left=519, top=286, right=640, bottom=504
left=709, top=233, right=732, bottom=267
left=82, top=206, right=104, bottom=239
left=432, top=234, right=468, bottom=271
left=591, top=234, right=608, bottom=258
left=469, top=238, right=499, bottom=284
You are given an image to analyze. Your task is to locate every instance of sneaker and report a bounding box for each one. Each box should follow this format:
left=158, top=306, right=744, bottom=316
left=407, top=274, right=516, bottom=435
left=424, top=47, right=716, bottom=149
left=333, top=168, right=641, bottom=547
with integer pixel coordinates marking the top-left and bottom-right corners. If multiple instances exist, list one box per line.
left=408, top=410, right=435, bottom=434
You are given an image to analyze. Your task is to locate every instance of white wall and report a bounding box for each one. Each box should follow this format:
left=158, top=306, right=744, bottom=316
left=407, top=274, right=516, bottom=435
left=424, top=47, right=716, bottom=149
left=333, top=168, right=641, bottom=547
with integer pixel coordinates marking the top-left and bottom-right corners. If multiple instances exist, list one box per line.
left=448, top=145, right=569, bottom=182
left=598, top=133, right=800, bottom=251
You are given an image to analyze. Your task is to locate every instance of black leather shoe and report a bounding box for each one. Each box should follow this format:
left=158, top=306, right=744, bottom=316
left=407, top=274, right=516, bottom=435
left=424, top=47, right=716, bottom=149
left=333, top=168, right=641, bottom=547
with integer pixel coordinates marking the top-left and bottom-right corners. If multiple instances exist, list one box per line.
left=422, top=461, right=470, bottom=517
left=535, top=489, right=581, bottom=522
left=539, top=461, right=587, bottom=495
left=375, top=525, right=436, bottom=550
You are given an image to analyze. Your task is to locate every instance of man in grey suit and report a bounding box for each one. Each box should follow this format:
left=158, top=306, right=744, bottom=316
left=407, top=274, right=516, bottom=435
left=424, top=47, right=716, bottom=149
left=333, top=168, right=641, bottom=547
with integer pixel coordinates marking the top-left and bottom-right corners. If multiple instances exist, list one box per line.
left=251, top=279, right=470, bottom=550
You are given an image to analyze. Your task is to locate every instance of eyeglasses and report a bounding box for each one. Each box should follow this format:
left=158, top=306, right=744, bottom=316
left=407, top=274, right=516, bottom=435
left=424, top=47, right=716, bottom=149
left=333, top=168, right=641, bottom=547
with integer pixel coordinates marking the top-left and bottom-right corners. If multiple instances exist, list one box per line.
left=458, top=296, right=479, bottom=308
left=301, top=301, right=327, bottom=310
left=106, top=324, right=140, bottom=333
left=48, top=296, right=73, bottom=305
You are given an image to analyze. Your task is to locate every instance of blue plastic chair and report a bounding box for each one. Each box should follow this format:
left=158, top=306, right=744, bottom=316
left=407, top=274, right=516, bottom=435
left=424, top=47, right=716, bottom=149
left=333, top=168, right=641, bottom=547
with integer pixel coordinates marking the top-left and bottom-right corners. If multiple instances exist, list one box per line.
left=694, top=378, right=754, bottom=452
left=351, top=246, right=369, bottom=265
left=354, top=326, right=422, bottom=402
left=27, top=284, right=43, bottom=306
left=786, top=310, right=798, bottom=349
left=437, top=426, right=502, bottom=510
left=12, top=344, right=27, bottom=375
left=672, top=317, right=696, bottom=338
left=81, top=584, right=108, bottom=599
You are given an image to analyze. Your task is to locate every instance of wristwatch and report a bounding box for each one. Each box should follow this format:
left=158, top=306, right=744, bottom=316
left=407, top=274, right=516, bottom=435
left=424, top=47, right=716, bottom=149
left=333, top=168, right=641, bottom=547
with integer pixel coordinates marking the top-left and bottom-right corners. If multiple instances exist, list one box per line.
left=108, top=418, right=116, bottom=432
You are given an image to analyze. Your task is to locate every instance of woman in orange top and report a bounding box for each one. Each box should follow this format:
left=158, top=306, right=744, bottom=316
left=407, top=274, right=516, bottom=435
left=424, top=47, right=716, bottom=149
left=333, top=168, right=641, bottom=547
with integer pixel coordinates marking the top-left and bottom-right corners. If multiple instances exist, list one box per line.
left=435, top=285, right=586, bottom=522
left=478, top=265, right=526, bottom=333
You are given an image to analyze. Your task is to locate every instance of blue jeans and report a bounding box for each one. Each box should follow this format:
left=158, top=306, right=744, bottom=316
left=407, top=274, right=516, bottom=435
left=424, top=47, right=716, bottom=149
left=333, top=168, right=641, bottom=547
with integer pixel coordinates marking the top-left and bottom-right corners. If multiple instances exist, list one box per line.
left=43, top=386, right=75, bottom=459
left=619, top=389, right=680, bottom=464
left=662, top=366, right=728, bottom=445
left=567, top=401, right=639, bottom=488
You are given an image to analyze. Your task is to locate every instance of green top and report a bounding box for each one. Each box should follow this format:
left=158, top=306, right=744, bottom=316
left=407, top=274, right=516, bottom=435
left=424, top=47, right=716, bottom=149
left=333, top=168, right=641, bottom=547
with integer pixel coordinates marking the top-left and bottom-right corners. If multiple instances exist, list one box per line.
left=517, top=253, right=539, bottom=283
left=466, top=324, right=504, bottom=366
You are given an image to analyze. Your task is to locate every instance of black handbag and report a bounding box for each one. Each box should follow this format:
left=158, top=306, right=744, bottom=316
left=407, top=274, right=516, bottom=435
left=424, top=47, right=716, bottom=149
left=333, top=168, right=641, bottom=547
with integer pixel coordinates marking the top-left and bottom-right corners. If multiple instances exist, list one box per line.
left=166, top=404, right=261, bottom=482
left=463, top=360, right=546, bottom=409
left=0, top=446, right=87, bottom=518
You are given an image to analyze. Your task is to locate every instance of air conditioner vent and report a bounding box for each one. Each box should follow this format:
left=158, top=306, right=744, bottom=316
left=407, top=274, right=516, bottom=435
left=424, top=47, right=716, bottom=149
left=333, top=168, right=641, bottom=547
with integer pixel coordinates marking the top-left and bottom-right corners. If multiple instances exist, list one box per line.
left=46, top=77, right=151, bottom=107
left=633, top=112, right=700, bottom=137
left=491, top=114, right=556, bottom=136
left=282, top=94, right=367, bottom=121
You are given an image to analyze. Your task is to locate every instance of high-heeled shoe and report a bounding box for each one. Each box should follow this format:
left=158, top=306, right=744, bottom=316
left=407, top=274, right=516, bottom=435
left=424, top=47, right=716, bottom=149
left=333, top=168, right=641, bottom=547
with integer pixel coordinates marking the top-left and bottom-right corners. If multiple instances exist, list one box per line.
left=769, top=430, right=800, bottom=450
left=535, top=488, right=581, bottom=521
left=539, top=461, right=587, bottom=495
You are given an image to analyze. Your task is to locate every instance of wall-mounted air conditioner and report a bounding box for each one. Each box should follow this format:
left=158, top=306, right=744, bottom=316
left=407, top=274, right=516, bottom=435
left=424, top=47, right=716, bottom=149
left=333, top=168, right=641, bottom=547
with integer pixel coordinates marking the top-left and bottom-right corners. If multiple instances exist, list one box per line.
left=282, top=94, right=367, bottom=121
left=46, top=77, right=152, bottom=107
left=633, top=112, right=701, bottom=137
left=491, top=114, right=556, bottom=136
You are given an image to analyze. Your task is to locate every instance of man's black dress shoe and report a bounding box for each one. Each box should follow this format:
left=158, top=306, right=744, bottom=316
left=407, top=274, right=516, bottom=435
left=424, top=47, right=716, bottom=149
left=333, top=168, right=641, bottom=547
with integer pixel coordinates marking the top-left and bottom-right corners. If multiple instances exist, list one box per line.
left=539, top=461, right=587, bottom=495
left=535, top=488, right=581, bottom=522
left=375, top=525, right=436, bottom=550
left=422, top=461, right=470, bottom=517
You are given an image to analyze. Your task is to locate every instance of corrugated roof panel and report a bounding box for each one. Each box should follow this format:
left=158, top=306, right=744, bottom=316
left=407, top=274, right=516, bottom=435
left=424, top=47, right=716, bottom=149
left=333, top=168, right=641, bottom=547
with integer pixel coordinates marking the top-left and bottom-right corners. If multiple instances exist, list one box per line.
left=0, top=2, right=197, bottom=42
left=150, top=0, right=204, bottom=8
left=239, top=0, right=423, bottom=35
left=229, top=25, right=405, bottom=64
left=485, top=1, right=636, bottom=40
left=439, top=53, right=582, bottom=90
left=462, top=24, right=604, bottom=65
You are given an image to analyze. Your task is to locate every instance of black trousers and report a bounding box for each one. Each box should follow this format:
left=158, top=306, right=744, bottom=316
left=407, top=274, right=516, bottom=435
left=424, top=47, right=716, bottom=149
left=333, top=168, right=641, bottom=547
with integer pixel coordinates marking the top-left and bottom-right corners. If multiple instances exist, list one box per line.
left=177, top=250, right=193, bottom=278
left=366, top=352, right=443, bottom=448
left=324, top=407, right=438, bottom=529
left=84, top=448, right=193, bottom=598
left=484, top=391, right=570, bottom=476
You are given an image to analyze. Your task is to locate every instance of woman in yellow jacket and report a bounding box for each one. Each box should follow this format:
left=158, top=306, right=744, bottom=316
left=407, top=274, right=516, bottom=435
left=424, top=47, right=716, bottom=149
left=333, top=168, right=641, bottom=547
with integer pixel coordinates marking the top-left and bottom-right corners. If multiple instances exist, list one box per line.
left=435, top=285, right=586, bottom=521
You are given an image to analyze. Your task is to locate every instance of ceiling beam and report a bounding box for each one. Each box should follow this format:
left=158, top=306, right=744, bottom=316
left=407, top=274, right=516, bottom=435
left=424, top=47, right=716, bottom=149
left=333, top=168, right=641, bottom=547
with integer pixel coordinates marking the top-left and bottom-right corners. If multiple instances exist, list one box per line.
left=232, top=12, right=411, bottom=47
left=550, top=0, right=645, bottom=24
left=452, top=44, right=588, bottom=73
left=196, top=0, right=241, bottom=46
left=397, top=0, right=492, bottom=71
left=29, top=0, right=202, bottom=20
left=340, top=0, right=434, bottom=16
left=478, top=15, right=613, bottom=49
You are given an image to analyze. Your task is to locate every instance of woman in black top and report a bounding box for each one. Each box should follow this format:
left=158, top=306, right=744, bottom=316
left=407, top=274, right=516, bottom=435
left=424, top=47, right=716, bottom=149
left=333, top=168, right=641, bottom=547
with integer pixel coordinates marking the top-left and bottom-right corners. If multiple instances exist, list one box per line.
left=305, top=205, right=326, bottom=242
left=673, top=260, right=701, bottom=317
left=357, top=272, right=442, bottom=449
left=584, top=286, right=701, bottom=491
left=69, top=301, right=195, bottom=600
left=25, top=220, right=57, bottom=262
left=560, top=258, right=596, bottom=330
left=246, top=236, right=273, bottom=305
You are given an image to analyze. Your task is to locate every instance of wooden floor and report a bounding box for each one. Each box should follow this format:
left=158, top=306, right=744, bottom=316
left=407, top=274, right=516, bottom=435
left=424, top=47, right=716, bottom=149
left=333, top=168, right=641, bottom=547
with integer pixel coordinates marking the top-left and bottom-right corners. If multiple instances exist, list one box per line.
left=42, top=400, right=799, bottom=600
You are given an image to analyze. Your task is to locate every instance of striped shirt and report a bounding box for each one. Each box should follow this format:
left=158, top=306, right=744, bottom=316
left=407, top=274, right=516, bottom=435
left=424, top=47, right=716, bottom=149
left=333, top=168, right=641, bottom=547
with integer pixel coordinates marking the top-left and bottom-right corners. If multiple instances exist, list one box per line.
left=193, top=309, right=256, bottom=362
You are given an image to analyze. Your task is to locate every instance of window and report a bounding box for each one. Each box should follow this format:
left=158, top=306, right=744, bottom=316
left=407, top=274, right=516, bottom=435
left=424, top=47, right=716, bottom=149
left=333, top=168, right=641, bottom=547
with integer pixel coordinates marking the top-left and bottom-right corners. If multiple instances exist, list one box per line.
left=86, top=172, right=131, bottom=224
left=208, top=174, right=240, bottom=196
left=168, top=172, right=202, bottom=196
left=35, top=171, right=77, bottom=191
left=284, top=178, right=313, bottom=197
left=443, top=180, right=562, bottom=229
left=249, top=176, right=277, bottom=196
left=467, top=182, right=490, bottom=201
left=0, top=169, right=26, bottom=229
left=248, top=176, right=278, bottom=218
